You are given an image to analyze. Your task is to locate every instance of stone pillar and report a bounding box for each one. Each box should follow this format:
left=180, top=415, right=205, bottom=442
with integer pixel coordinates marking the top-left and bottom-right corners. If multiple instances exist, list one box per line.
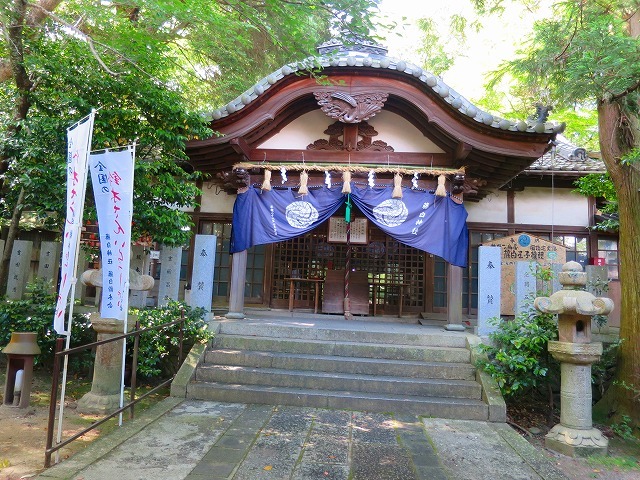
left=534, top=261, right=614, bottom=457
left=445, top=264, right=465, bottom=331
left=158, top=246, right=182, bottom=306
left=129, top=246, right=150, bottom=309
left=7, top=240, right=33, bottom=300
left=189, top=234, right=217, bottom=314
left=77, top=315, right=130, bottom=414
left=477, top=246, right=501, bottom=337
left=37, top=241, right=61, bottom=289
left=514, top=261, right=536, bottom=316
left=227, top=250, right=247, bottom=319
left=551, top=263, right=563, bottom=294
left=74, top=254, right=91, bottom=303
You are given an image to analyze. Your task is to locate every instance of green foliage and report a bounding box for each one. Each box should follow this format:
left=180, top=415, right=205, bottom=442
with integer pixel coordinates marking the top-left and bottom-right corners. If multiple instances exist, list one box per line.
left=0, top=0, right=381, bottom=247
left=130, top=300, right=212, bottom=378
left=478, top=264, right=559, bottom=397
left=0, top=279, right=94, bottom=369
left=592, top=341, right=620, bottom=399
left=494, top=2, right=640, bottom=107
left=620, top=148, right=640, bottom=166
left=574, top=173, right=619, bottom=231
left=415, top=18, right=457, bottom=77
left=611, top=415, right=636, bottom=441
left=477, top=302, right=559, bottom=397
left=587, top=452, right=640, bottom=470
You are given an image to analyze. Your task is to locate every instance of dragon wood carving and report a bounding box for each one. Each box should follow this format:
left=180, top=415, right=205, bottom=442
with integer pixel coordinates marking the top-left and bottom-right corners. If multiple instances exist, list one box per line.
left=314, top=91, right=388, bottom=123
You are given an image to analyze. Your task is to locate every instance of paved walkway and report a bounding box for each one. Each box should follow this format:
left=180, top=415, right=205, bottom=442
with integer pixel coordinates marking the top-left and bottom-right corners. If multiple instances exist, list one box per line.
left=38, top=398, right=568, bottom=480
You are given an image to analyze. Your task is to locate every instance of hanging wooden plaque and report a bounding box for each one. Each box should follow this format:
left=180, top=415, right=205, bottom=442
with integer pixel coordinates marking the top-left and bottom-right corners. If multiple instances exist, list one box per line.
left=328, top=217, right=368, bottom=244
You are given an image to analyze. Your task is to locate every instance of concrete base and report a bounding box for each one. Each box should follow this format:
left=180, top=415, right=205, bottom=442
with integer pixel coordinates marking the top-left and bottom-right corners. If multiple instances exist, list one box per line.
left=545, top=424, right=608, bottom=457
left=225, top=311, right=245, bottom=319
left=445, top=323, right=466, bottom=332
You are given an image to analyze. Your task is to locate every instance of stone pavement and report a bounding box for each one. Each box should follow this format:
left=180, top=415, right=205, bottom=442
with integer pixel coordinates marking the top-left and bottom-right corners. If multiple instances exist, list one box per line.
left=38, top=397, right=569, bottom=480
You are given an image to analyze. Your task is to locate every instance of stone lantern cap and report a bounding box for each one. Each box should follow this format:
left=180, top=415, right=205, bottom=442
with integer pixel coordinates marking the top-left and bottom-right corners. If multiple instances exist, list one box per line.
left=81, top=268, right=154, bottom=291
left=2, top=332, right=41, bottom=355
left=534, top=261, right=614, bottom=317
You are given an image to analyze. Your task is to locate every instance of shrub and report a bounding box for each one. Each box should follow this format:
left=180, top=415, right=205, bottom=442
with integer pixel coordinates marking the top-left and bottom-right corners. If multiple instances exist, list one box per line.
left=129, top=300, right=212, bottom=379
left=477, top=297, right=559, bottom=398
left=0, top=278, right=94, bottom=370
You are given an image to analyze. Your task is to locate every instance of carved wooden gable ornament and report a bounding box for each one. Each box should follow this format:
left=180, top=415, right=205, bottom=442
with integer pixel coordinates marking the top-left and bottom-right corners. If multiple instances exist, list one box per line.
left=314, top=91, right=388, bottom=124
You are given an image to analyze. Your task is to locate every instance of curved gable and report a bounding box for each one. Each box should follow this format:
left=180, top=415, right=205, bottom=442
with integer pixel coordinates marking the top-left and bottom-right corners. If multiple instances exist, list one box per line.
left=187, top=42, right=563, bottom=200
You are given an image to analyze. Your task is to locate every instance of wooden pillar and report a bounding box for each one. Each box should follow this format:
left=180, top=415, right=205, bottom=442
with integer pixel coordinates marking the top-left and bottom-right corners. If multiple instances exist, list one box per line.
left=446, top=264, right=466, bottom=331
left=226, top=249, right=247, bottom=319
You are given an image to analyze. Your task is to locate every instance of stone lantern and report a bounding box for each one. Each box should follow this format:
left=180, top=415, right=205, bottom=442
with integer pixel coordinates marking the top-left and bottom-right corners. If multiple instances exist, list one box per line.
left=534, top=261, right=614, bottom=457
left=2, top=332, right=41, bottom=408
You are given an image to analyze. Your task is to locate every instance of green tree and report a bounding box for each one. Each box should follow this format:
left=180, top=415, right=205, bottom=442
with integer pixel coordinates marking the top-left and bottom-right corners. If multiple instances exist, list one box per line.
left=472, top=0, right=640, bottom=427
left=0, top=0, right=381, bottom=293
left=574, top=172, right=619, bottom=232
left=415, top=15, right=469, bottom=77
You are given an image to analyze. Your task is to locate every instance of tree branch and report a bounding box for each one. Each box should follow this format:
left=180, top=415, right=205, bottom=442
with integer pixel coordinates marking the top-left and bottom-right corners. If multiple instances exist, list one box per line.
left=0, top=0, right=62, bottom=83
left=610, top=78, right=640, bottom=101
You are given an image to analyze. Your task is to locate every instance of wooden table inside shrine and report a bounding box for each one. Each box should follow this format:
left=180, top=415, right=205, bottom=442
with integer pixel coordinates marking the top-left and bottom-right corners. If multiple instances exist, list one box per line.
left=285, top=277, right=325, bottom=314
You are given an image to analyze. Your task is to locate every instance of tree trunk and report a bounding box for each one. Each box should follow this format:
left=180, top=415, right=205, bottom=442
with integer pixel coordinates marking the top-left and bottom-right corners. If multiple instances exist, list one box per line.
left=0, top=188, right=25, bottom=295
left=593, top=100, right=640, bottom=426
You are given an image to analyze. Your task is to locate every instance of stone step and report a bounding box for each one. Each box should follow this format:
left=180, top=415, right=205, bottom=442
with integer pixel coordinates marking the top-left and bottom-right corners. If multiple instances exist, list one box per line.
left=218, top=320, right=469, bottom=348
left=205, top=349, right=477, bottom=381
left=196, top=364, right=482, bottom=399
left=214, top=335, right=471, bottom=363
left=186, top=382, right=489, bottom=420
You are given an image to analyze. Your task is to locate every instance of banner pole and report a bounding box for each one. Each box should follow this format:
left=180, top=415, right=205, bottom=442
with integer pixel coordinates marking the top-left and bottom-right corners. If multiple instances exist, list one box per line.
left=118, top=280, right=130, bottom=426
left=55, top=109, right=96, bottom=463
left=118, top=144, right=135, bottom=426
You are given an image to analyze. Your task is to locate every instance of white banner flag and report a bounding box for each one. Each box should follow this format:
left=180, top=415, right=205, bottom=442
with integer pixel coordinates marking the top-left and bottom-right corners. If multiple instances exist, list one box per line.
left=89, top=147, right=135, bottom=320
left=54, top=112, right=95, bottom=334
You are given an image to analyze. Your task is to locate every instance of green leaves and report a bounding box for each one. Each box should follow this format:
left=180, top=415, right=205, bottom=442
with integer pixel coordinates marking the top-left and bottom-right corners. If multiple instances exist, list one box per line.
left=477, top=296, right=558, bottom=397
left=0, top=0, right=381, bottom=247
left=0, top=279, right=95, bottom=369
left=130, top=300, right=212, bottom=378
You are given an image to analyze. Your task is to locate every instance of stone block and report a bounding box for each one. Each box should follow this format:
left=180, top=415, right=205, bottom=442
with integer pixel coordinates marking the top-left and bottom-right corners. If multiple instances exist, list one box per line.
left=189, top=234, right=217, bottom=313
left=158, top=245, right=182, bottom=305
left=477, top=246, right=501, bottom=336
left=37, top=241, right=61, bottom=287
left=7, top=240, right=33, bottom=300
left=515, top=261, right=537, bottom=315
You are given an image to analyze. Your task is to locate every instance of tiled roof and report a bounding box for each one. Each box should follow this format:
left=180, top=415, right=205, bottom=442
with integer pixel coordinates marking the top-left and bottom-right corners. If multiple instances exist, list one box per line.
left=209, top=39, right=564, bottom=136
left=527, top=135, right=605, bottom=173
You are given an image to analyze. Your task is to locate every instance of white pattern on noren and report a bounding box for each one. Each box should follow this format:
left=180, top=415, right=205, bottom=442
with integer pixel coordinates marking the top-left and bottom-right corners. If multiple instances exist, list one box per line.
left=373, top=199, right=408, bottom=227
left=286, top=201, right=319, bottom=228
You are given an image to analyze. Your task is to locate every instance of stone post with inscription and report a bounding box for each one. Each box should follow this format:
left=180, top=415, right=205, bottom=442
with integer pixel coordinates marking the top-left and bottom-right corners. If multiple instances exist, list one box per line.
left=158, top=245, right=182, bottom=306
left=7, top=240, right=33, bottom=300
left=534, top=261, right=613, bottom=457
left=189, top=235, right=217, bottom=315
left=514, top=261, right=537, bottom=316
left=477, top=246, right=501, bottom=336
left=129, top=245, right=150, bottom=308
left=37, top=241, right=61, bottom=289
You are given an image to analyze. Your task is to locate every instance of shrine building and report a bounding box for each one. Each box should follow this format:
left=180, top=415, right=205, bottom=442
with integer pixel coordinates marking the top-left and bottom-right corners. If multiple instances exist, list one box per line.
left=184, top=38, right=618, bottom=327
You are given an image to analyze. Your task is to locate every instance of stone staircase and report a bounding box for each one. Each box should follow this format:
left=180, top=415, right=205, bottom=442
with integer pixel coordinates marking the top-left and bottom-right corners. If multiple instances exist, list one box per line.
left=183, top=319, right=504, bottom=421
